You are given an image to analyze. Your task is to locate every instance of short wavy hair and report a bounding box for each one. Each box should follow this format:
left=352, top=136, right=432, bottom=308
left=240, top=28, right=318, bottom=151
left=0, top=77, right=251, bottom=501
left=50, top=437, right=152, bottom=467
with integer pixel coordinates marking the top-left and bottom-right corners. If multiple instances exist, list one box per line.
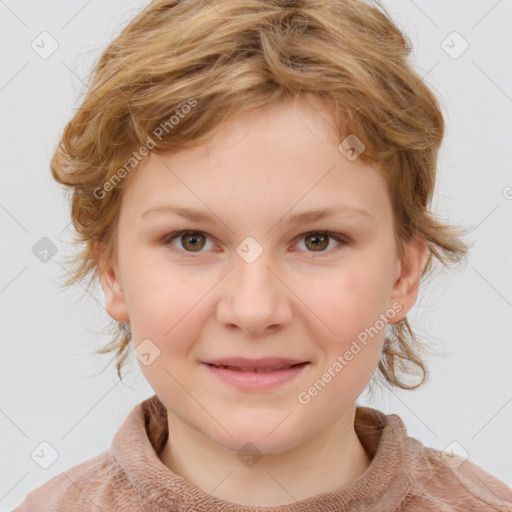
left=51, top=0, right=473, bottom=392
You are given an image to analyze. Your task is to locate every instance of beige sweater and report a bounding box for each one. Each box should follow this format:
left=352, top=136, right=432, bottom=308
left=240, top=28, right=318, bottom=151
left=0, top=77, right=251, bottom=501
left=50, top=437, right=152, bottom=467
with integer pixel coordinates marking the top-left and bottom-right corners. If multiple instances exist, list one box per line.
left=13, top=394, right=512, bottom=511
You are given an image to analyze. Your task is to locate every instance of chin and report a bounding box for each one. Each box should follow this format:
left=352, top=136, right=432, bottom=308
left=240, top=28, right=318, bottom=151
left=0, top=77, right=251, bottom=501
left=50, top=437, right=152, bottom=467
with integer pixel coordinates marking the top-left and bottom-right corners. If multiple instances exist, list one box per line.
left=212, top=423, right=303, bottom=457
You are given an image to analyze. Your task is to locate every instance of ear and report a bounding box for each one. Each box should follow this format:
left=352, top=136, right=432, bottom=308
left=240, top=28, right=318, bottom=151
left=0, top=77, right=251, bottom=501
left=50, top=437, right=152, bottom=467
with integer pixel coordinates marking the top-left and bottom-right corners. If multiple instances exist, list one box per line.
left=96, top=243, right=129, bottom=323
left=387, top=236, right=428, bottom=324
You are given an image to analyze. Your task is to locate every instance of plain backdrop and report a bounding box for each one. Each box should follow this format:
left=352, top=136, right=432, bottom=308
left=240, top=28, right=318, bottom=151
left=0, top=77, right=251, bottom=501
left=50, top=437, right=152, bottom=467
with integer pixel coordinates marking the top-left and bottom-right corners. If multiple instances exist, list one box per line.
left=1, top=0, right=511, bottom=509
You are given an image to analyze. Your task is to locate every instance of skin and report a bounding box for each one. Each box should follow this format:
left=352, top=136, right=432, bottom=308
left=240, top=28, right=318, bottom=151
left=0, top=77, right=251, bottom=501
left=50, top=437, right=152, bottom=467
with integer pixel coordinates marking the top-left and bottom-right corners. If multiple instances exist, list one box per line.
left=99, top=94, right=427, bottom=507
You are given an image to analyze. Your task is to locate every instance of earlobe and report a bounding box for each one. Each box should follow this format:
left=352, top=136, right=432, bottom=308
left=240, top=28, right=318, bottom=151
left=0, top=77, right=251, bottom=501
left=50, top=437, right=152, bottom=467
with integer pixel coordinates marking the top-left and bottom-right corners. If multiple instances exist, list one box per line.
left=99, top=259, right=129, bottom=323
left=388, top=237, right=427, bottom=324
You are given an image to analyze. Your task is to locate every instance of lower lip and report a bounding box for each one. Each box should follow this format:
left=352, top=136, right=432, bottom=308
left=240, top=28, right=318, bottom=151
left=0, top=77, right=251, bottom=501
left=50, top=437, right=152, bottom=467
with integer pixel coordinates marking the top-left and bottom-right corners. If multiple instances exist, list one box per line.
left=202, top=362, right=310, bottom=391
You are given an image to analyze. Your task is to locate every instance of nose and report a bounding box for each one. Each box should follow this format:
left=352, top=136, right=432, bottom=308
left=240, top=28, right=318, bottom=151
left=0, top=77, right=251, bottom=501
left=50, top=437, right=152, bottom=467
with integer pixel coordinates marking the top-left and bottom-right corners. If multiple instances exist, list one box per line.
left=216, top=252, right=293, bottom=337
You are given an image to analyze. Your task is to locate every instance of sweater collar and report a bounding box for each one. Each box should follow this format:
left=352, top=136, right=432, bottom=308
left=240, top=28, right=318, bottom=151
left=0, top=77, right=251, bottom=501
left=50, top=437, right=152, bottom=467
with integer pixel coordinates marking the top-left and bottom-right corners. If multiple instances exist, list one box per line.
left=111, top=394, right=418, bottom=511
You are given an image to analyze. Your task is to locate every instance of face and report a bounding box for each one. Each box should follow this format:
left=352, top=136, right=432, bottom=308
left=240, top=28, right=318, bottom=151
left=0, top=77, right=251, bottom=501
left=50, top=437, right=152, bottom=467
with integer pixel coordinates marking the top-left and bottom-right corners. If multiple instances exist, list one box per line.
left=100, top=95, right=426, bottom=455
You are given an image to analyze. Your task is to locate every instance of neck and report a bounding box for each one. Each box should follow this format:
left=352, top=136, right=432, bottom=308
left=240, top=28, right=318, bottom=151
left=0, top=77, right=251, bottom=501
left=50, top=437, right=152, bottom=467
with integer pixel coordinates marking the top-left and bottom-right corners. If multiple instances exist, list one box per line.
left=159, top=406, right=372, bottom=507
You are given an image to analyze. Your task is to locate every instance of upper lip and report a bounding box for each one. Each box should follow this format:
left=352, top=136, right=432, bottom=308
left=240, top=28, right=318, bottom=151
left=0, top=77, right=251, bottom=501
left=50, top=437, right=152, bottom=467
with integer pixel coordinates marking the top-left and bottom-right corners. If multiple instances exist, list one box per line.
left=203, top=357, right=309, bottom=369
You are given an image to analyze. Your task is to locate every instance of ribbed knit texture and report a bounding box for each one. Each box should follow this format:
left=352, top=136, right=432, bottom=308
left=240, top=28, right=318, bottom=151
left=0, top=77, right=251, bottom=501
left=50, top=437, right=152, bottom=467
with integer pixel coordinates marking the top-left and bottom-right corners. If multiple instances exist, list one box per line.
left=13, top=394, right=512, bottom=511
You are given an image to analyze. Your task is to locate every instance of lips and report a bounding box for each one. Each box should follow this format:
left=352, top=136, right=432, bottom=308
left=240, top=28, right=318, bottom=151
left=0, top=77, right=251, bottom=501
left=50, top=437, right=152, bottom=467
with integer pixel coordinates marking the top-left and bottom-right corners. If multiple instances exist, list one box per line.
left=203, top=358, right=310, bottom=391
left=203, top=357, right=309, bottom=373
left=207, top=363, right=306, bottom=373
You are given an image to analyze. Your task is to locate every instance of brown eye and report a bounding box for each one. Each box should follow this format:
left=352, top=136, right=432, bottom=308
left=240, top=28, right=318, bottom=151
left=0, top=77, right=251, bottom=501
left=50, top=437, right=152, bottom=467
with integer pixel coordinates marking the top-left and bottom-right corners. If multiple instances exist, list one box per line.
left=295, top=231, right=349, bottom=254
left=164, top=230, right=209, bottom=252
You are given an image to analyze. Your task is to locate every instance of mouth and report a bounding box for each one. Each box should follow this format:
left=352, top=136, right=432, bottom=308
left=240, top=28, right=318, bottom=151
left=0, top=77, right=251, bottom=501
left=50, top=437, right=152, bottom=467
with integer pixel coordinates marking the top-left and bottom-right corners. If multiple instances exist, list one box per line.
left=201, top=361, right=310, bottom=391
left=204, top=362, right=309, bottom=372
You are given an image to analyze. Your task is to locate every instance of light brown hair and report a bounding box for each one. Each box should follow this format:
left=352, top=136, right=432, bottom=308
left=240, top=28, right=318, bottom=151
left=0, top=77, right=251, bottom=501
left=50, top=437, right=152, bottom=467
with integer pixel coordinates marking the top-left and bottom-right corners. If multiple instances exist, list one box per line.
left=51, top=0, right=473, bottom=392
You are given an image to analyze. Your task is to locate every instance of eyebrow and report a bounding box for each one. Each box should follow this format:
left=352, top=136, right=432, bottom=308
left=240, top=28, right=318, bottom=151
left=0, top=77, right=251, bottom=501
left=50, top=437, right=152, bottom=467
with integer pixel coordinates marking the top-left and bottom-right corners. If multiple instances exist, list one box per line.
left=141, top=204, right=373, bottom=224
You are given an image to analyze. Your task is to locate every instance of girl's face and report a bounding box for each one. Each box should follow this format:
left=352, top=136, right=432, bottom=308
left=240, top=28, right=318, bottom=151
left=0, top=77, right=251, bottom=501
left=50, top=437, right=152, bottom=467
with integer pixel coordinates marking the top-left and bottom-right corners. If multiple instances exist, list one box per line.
left=101, top=95, right=425, bottom=455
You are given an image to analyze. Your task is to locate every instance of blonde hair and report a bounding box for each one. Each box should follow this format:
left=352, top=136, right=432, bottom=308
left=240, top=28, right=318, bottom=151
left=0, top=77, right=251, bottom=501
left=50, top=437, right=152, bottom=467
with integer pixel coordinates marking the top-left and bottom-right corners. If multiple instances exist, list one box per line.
left=51, top=0, right=473, bottom=390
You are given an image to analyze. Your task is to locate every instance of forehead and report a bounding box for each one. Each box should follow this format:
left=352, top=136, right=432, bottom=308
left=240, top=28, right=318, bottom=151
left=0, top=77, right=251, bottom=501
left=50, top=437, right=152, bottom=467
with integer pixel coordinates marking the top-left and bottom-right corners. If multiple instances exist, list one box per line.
left=122, top=96, right=391, bottom=227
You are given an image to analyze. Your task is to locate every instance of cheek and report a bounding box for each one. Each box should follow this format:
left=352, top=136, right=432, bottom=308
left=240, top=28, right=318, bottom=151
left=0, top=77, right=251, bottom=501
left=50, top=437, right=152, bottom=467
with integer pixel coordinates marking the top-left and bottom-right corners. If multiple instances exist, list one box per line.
left=301, top=259, right=391, bottom=341
left=336, top=262, right=392, bottom=367
left=122, top=262, right=190, bottom=341
left=125, top=267, right=219, bottom=369
left=303, top=267, right=389, bottom=404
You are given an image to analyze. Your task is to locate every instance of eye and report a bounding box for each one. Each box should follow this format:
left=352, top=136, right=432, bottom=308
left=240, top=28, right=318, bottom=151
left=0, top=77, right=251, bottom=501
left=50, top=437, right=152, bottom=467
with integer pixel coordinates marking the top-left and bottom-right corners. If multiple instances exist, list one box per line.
left=294, top=231, right=349, bottom=254
left=162, top=230, right=214, bottom=253
left=162, top=230, right=349, bottom=255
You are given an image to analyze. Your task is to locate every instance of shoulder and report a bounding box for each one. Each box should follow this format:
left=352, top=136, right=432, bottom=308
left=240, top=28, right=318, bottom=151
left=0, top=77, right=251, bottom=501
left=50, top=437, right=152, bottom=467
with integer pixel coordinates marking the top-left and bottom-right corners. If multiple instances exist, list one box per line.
left=401, top=440, right=512, bottom=511
left=11, top=449, right=137, bottom=512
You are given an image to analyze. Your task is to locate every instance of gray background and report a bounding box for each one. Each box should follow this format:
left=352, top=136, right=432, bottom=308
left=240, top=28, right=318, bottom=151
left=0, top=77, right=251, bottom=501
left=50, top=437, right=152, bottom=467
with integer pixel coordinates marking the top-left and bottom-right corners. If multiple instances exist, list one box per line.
left=1, top=0, right=511, bottom=509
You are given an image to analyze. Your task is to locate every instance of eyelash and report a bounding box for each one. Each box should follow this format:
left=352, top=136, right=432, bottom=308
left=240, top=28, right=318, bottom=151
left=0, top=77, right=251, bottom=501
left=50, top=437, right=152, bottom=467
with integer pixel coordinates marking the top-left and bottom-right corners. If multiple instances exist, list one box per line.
left=161, top=230, right=350, bottom=256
